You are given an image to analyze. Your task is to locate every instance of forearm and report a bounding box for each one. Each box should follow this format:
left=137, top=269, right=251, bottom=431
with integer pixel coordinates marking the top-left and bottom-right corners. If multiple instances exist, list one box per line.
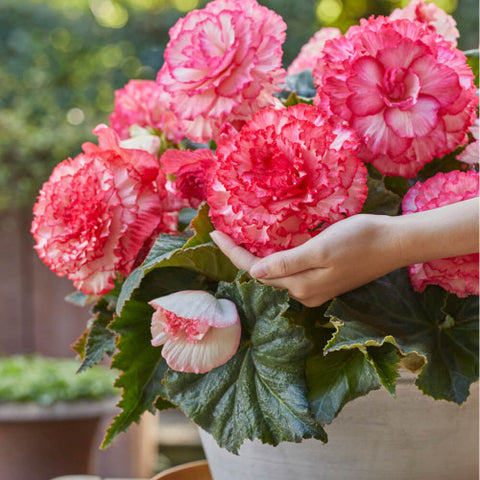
left=392, top=198, right=479, bottom=267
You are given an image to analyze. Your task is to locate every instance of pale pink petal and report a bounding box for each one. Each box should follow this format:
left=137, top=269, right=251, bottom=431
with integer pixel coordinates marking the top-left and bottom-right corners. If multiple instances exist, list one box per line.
left=151, top=310, right=170, bottom=347
left=376, top=40, right=427, bottom=70
left=352, top=112, right=411, bottom=156
left=346, top=57, right=385, bottom=116
left=384, top=96, right=440, bottom=138
left=120, top=135, right=161, bottom=156
left=150, top=290, right=239, bottom=328
left=410, top=56, right=461, bottom=106
left=457, top=140, right=479, bottom=165
left=162, top=321, right=242, bottom=373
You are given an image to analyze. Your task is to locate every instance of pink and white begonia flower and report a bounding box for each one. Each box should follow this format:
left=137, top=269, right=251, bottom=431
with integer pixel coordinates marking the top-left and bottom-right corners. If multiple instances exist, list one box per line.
left=150, top=291, right=241, bottom=374
left=109, top=80, right=184, bottom=143
left=390, top=0, right=459, bottom=46
left=402, top=170, right=479, bottom=297
left=156, top=0, right=286, bottom=143
left=287, top=28, right=341, bottom=76
left=160, top=149, right=216, bottom=209
left=31, top=125, right=166, bottom=295
left=314, top=15, right=478, bottom=178
left=207, top=104, right=367, bottom=257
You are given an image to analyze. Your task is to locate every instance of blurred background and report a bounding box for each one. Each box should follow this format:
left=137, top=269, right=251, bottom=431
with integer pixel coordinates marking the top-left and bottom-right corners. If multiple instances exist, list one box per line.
left=0, top=0, right=478, bottom=478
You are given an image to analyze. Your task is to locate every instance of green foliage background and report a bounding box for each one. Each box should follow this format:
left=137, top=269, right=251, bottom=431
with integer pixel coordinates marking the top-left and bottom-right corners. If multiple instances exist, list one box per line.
left=0, top=0, right=478, bottom=209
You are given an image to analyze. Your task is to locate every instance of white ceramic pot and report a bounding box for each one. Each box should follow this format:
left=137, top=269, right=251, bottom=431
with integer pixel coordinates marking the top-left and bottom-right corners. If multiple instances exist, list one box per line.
left=199, top=372, right=479, bottom=480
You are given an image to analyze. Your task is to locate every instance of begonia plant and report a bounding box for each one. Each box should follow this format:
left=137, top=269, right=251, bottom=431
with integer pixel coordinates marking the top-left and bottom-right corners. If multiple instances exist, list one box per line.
left=32, top=0, right=478, bottom=454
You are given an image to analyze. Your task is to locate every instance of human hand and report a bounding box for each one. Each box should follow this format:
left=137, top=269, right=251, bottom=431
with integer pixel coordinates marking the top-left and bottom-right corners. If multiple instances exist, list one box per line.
left=210, top=214, right=402, bottom=307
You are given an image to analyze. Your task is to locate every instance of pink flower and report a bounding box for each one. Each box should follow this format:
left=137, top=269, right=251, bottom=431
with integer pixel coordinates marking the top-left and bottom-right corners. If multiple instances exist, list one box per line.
left=207, top=104, right=367, bottom=257
left=457, top=119, right=479, bottom=165
left=156, top=0, right=286, bottom=143
left=314, top=16, right=478, bottom=178
left=287, top=28, right=341, bottom=76
left=150, top=291, right=241, bottom=374
left=402, top=170, right=479, bottom=297
left=161, top=149, right=215, bottom=209
left=109, top=80, right=184, bottom=143
left=390, top=0, right=459, bottom=46
left=31, top=126, right=166, bottom=295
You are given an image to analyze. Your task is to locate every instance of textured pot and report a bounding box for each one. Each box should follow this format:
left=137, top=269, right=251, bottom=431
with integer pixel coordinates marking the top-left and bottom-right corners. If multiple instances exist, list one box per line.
left=0, top=398, right=117, bottom=480
left=199, top=372, right=479, bottom=480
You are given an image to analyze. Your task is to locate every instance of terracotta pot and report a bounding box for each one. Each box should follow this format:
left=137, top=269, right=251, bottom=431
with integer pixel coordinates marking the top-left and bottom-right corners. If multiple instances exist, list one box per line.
left=199, top=372, right=479, bottom=480
left=0, top=398, right=117, bottom=480
left=151, top=460, right=211, bottom=480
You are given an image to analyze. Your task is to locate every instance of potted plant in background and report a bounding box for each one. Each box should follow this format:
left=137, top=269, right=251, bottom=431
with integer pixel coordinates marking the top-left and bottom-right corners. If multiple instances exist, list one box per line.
left=0, top=355, right=118, bottom=479
left=30, top=0, right=479, bottom=479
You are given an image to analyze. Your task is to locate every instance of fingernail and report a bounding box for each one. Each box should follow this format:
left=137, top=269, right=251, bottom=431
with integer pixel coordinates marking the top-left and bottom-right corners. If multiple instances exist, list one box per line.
left=250, top=263, right=267, bottom=278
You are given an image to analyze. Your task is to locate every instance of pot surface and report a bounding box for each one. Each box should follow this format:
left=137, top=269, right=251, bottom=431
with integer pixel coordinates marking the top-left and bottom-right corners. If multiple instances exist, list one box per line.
left=199, top=372, right=479, bottom=480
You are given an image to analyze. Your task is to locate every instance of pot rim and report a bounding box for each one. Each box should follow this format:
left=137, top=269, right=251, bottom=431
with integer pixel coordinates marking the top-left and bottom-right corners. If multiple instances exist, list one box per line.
left=0, top=396, right=119, bottom=422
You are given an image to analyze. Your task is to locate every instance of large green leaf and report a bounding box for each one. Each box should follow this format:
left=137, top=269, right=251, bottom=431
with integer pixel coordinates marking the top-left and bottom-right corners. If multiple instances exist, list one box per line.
left=102, top=299, right=174, bottom=448
left=117, top=234, right=237, bottom=315
left=306, top=348, right=380, bottom=425
left=77, top=298, right=116, bottom=373
left=325, top=268, right=479, bottom=404
left=416, top=293, right=479, bottom=402
left=164, top=280, right=326, bottom=454
left=117, top=235, right=186, bottom=314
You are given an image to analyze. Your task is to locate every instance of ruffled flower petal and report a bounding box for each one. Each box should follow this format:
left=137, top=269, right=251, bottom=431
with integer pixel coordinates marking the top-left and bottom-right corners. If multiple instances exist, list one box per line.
left=150, top=291, right=241, bottom=374
left=314, top=14, right=477, bottom=177
left=207, top=104, right=367, bottom=257
left=161, top=322, right=241, bottom=374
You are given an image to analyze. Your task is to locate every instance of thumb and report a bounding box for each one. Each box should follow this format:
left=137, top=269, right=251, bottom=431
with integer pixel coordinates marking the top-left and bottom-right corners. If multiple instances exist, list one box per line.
left=250, top=244, right=314, bottom=279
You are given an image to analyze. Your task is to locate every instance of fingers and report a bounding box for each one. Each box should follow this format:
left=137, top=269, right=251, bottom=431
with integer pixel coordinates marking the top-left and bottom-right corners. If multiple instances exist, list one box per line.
left=249, top=240, right=319, bottom=279
left=210, top=230, right=259, bottom=271
left=259, top=269, right=331, bottom=307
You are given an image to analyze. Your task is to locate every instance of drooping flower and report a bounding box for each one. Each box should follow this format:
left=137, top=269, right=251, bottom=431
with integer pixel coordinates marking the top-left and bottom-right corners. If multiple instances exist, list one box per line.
left=109, top=80, right=184, bottom=143
left=150, top=291, right=241, bottom=374
left=31, top=125, right=167, bottom=295
left=156, top=0, right=286, bottom=143
left=207, top=104, right=367, bottom=257
left=457, top=119, right=479, bottom=165
left=390, top=0, right=459, bottom=46
left=287, top=28, right=341, bottom=76
left=314, top=16, right=478, bottom=178
left=160, top=149, right=216, bottom=209
left=402, top=170, right=479, bottom=297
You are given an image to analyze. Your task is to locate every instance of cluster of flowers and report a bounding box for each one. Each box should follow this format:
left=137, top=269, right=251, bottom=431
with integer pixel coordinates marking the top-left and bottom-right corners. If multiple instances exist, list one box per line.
left=32, top=0, right=478, bottom=374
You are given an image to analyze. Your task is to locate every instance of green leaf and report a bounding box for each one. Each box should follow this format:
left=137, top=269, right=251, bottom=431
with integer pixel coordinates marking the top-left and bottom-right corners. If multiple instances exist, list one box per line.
left=101, top=299, right=174, bottom=448
left=164, top=280, right=326, bottom=454
left=325, top=268, right=479, bottom=404
left=464, top=49, right=479, bottom=87
left=362, top=175, right=402, bottom=215
left=384, top=176, right=410, bottom=198
left=71, top=329, right=88, bottom=359
left=278, top=70, right=317, bottom=101
left=306, top=348, right=380, bottom=425
left=117, top=232, right=237, bottom=315
left=366, top=343, right=400, bottom=398
left=416, top=293, right=479, bottom=403
left=117, top=235, right=186, bottom=314
left=184, top=202, right=214, bottom=247
left=77, top=298, right=116, bottom=373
